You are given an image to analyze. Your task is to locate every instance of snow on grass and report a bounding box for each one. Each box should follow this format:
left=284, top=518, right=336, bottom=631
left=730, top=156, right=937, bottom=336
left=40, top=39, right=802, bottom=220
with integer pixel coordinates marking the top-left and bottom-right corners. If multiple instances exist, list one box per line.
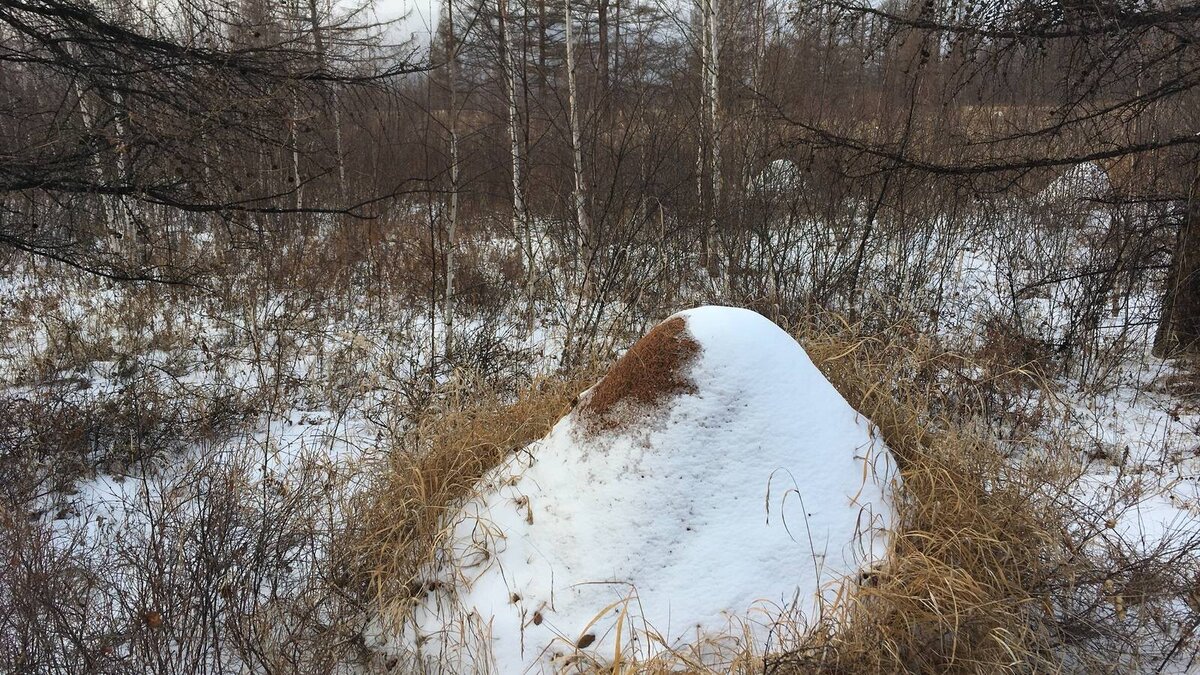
left=407, top=306, right=898, bottom=673
left=1059, top=357, right=1200, bottom=554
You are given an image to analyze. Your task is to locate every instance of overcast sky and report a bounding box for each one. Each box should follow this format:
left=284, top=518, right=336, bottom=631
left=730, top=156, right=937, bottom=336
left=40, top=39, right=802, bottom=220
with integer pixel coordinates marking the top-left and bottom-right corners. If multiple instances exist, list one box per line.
left=374, top=0, right=439, bottom=50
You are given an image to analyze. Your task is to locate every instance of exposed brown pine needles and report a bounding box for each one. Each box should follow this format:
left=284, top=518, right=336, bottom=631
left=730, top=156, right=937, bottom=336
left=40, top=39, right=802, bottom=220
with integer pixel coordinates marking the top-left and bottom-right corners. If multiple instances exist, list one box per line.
left=577, top=315, right=701, bottom=435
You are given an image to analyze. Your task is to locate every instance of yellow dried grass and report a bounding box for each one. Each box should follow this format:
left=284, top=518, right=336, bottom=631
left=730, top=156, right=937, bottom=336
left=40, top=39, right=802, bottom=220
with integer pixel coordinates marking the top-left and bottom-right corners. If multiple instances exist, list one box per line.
left=348, top=367, right=603, bottom=625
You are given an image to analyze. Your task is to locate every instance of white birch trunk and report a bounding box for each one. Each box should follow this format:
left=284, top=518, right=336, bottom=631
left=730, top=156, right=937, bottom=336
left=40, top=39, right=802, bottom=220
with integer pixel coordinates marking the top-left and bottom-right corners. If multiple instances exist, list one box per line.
left=111, top=92, right=135, bottom=248
left=696, top=0, right=708, bottom=212
left=290, top=90, right=304, bottom=211
left=708, top=0, right=720, bottom=225
left=289, top=0, right=305, bottom=211
left=499, top=0, right=532, bottom=317
left=564, top=0, right=590, bottom=290
left=71, top=71, right=123, bottom=245
left=444, top=0, right=460, bottom=359
left=306, top=0, right=346, bottom=197
left=705, top=0, right=722, bottom=285
left=334, top=107, right=346, bottom=195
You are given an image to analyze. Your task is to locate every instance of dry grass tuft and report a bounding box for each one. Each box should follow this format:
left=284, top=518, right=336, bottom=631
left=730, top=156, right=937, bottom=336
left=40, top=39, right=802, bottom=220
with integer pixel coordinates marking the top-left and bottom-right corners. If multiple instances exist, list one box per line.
left=347, top=367, right=602, bottom=624
left=778, top=316, right=1198, bottom=674
left=577, top=315, right=701, bottom=434
left=1159, top=358, right=1200, bottom=407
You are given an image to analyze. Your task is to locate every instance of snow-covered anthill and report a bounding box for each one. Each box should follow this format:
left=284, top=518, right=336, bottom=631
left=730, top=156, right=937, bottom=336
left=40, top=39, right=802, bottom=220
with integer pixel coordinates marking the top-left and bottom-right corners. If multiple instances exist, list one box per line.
left=1039, top=161, right=1113, bottom=203
left=406, top=306, right=897, bottom=673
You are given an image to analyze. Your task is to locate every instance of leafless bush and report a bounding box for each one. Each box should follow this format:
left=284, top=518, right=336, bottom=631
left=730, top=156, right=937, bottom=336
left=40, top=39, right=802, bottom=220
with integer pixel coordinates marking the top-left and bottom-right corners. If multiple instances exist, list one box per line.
left=0, top=435, right=378, bottom=674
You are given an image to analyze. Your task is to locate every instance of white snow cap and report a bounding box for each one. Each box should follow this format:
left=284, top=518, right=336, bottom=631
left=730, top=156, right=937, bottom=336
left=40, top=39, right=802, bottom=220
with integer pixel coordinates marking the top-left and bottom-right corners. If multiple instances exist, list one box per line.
left=750, top=158, right=803, bottom=193
left=409, top=306, right=897, bottom=673
left=1039, top=161, right=1112, bottom=203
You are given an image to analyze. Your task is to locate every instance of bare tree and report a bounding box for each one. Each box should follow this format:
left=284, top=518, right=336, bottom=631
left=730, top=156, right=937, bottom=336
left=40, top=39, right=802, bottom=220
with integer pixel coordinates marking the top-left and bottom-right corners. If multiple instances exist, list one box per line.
left=565, top=0, right=592, bottom=291
left=1155, top=166, right=1200, bottom=357
left=0, top=0, right=422, bottom=281
left=443, top=0, right=462, bottom=359
left=496, top=0, right=533, bottom=317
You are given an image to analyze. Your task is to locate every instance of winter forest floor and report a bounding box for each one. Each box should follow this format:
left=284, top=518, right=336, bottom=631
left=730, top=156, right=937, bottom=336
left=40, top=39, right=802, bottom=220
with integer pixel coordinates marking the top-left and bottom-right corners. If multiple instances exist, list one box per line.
left=3, top=183, right=1200, bottom=673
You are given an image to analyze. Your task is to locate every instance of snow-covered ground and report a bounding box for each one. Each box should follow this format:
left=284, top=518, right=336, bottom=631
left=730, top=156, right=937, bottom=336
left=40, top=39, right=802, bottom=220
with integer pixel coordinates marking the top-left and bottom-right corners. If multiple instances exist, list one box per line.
left=1, top=171, right=1197, bottom=671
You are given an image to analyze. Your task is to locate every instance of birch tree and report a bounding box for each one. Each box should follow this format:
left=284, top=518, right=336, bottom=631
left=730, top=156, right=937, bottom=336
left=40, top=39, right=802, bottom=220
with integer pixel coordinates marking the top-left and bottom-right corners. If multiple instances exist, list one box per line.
left=498, top=0, right=533, bottom=314
left=305, top=0, right=347, bottom=197
left=697, top=0, right=721, bottom=280
left=564, top=0, right=591, bottom=291
left=443, top=0, right=461, bottom=358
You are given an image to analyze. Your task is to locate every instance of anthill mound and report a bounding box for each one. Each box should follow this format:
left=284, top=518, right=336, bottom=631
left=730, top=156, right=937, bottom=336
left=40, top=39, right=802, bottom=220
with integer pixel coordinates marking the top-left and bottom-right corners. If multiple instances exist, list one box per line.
left=577, top=315, right=701, bottom=433
left=405, top=307, right=897, bottom=674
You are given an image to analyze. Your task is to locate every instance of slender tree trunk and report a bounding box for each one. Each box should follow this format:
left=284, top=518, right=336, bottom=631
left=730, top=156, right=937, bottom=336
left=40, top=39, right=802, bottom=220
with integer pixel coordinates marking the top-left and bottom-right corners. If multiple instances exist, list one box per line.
left=72, top=81, right=129, bottom=253
left=499, top=0, right=532, bottom=319
left=290, top=89, right=304, bottom=210
left=109, top=91, right=138, bottom=253
left=696, top=0, right=708, bottom=263
left=444, top=0, right=461, bottom=359
left=565, top=0, right=591, bottom=293
left=613, top=0, right=620, bottom=89
left=598, top=0, right=610, bottom=91
left=537, top=0, right=548, bottom=93
left=108, top=0, right=138, bottom=254
left=708, top=0, right=720, bottom=234
left=753, top=0, right=766, bottom=95
left=333, top=106, right=346, bottom=195
left=69, top=48, right=122, bottom=243
left=305, top=0, right=347, bottom=197
left=1154, top=167, right=1200, bottom=357
left=698, top=0, right=721, bottom=281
